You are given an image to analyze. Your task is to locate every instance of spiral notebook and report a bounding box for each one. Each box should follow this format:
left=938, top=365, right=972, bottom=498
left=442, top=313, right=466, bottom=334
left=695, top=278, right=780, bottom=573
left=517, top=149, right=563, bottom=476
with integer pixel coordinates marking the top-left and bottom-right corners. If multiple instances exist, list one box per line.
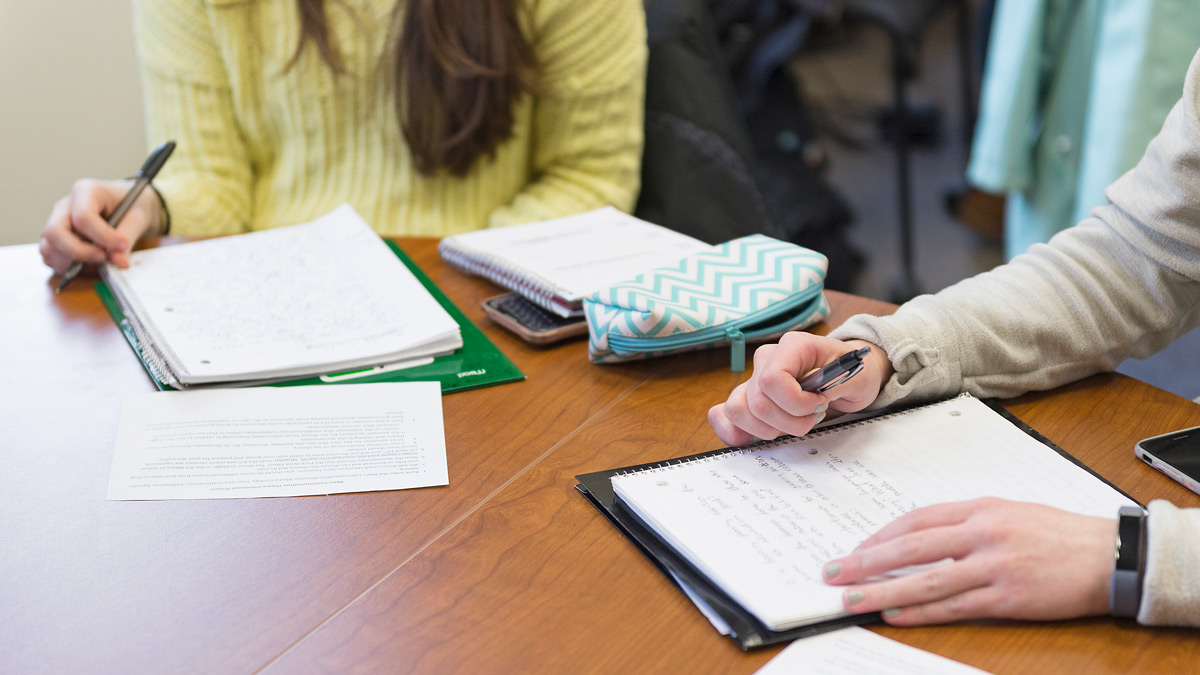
left=97, top=204, right=522, bottom=393
left=438, top=207, right=710, bottom=317
left=574, top=394, right=1136, bottom=649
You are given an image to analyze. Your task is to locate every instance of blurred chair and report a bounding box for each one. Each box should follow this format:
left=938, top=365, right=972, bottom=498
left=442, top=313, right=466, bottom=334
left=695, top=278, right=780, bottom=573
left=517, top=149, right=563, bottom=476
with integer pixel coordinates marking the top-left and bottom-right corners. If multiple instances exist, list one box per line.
left=831, top=0, right=977, bottom=300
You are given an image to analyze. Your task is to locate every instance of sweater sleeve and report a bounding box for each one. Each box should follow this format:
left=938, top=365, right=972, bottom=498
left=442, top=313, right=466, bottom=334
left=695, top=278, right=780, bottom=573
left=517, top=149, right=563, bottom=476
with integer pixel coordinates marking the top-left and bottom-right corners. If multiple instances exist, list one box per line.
left=1140, top=500, right=1200, bottom=626
left=487, top=0, right=646, bottom=227
left=829, top=48, right=1200, bottom=409
left=133, top=0, right=252, bottom=235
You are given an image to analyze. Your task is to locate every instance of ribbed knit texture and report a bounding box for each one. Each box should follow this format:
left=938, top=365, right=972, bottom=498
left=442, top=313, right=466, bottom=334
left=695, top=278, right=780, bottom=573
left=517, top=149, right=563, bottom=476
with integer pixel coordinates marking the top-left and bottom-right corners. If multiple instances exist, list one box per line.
left=132, top=0, right=646, bottom=236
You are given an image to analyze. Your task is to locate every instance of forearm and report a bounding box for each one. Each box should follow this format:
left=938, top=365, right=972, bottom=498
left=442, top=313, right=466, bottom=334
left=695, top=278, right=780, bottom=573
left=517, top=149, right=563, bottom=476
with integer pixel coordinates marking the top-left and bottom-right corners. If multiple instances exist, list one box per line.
left=135, top=0, right=252, bottom=235
left=834, top=49, right=1200, bottom=409
left=832, top=219, right=1200, bottom=409
left=489, top=79, right=644, bottom=226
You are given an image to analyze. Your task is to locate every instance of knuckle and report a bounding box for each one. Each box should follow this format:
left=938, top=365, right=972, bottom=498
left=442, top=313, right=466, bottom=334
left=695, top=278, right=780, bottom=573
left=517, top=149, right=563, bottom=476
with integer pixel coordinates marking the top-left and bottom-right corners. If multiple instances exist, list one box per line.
left=943, top=592, right=970, bottom=618
left=899, top=534, right=925, bottom=561
left=757, top=368, right=792, bottom=396
left=745, top=389, right=774, bottom=419
left=974, top=496, right=1004, bottom=511
left=752, top=343, right=776, bottom=367
left=920, top=570, right=946, bottom=598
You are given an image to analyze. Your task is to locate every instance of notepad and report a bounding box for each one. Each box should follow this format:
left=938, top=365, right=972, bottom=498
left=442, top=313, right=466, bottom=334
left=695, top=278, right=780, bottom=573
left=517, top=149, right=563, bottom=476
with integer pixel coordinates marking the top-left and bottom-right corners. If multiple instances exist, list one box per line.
left=101, top=204, right=462, bottom=388
left=438, top=207, right=711, bottom=317
left=576, top=394, right=1136, bottom=648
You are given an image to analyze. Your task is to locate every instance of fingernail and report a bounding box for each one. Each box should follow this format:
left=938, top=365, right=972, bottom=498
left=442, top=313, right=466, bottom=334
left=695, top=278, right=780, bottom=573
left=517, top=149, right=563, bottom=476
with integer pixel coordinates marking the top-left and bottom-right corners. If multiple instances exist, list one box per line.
left=814, top=412, right=826, bottom=425
left=883, top=608, right=902, bottom=619
left=845, top=590, right=865, bottom=605
left=823, top=562, right=841, bottom=579
left=813, top=403, right=827, bottom=414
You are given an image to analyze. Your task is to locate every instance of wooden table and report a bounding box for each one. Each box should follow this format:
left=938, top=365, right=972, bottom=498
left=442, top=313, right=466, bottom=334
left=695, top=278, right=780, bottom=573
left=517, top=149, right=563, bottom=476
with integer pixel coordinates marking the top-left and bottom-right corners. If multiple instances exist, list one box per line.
left=5, top=238, right=1200, bottom=674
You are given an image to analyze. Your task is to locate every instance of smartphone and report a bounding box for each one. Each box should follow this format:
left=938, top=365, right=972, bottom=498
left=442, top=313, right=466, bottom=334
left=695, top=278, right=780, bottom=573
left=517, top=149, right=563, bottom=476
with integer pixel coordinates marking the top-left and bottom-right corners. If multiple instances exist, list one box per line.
left=1135, top=426, right=1200, bottom=496
left=481, top=293, right=588, bottom=345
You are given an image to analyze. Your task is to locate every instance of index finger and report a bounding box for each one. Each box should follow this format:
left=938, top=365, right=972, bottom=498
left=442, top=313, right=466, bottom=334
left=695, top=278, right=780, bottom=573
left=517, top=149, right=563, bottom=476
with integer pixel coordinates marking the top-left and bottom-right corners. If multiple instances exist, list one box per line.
left=857, top=500, right=982, bottom=550
left=68, top=180, right=132, bottom=254
left=752, top=333, right=841, bottom=416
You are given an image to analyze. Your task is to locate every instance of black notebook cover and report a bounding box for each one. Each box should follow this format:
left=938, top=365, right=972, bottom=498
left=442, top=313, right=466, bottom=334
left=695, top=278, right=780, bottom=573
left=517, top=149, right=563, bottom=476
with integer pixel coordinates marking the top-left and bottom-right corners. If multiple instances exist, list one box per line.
left=574, top=398, right=1137, bottom=650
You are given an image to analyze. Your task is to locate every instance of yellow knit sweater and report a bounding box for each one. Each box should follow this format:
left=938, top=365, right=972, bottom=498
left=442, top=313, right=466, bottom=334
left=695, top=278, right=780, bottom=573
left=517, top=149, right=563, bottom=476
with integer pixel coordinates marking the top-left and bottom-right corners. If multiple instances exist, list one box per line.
left=132, top=0, right=646, bottom=237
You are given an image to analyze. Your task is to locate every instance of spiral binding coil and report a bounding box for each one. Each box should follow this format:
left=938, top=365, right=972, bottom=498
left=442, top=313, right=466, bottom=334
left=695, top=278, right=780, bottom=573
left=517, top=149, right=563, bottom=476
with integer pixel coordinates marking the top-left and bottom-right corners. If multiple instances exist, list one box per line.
left=613, top=395, right=972, bottom=477
left=102, top=266, right=184, bottom=387
left=439, top=242, right=574, bottom=315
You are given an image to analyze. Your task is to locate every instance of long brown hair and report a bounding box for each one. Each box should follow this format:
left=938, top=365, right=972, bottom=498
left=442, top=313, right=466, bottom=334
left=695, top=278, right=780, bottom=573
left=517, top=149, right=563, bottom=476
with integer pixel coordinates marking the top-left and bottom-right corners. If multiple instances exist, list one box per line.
left=291, top=0, right=538, bottom=177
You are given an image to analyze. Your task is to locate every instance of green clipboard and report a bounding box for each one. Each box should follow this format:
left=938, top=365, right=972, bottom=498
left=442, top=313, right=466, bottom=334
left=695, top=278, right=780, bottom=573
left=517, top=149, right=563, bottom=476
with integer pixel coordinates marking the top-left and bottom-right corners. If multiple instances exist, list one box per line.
left=97, top=240, right=525, bottom=394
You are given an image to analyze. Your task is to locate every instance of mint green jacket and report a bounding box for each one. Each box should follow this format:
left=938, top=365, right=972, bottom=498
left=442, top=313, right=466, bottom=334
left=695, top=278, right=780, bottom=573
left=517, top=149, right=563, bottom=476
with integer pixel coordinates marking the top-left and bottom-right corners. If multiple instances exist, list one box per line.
left=967, top=0, right=1200, bottom=259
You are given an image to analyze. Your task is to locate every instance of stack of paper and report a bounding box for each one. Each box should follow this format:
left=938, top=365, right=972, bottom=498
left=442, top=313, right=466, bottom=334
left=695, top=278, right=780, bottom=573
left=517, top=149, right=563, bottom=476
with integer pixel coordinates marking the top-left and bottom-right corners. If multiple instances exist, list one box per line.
left=438, top=207, right=711, bottom=317
left=102, top=205, right=462, bottom=388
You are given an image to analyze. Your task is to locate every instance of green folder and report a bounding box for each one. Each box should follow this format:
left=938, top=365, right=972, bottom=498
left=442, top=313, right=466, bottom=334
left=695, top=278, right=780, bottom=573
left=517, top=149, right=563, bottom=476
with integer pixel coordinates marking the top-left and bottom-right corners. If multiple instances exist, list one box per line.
left=97, top=240, right=525, bottom=394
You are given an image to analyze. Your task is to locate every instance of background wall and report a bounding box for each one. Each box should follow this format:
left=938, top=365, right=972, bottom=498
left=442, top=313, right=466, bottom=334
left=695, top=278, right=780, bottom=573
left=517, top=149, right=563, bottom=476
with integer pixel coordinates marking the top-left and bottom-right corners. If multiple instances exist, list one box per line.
left=0, top=1, right=146, bottom=246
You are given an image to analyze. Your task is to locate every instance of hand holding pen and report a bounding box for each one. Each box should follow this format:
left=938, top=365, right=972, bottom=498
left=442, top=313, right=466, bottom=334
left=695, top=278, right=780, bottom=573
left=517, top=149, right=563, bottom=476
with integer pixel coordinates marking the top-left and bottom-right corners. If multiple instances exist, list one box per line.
left=708, top=333, right=894, bottom=446
left=43, top=141, right=175, bottom=292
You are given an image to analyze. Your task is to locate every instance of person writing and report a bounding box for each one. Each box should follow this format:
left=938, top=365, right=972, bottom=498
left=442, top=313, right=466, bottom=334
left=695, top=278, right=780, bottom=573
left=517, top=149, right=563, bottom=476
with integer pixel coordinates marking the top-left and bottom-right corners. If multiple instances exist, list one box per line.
left=709, top=49, right=1200, bottom=630
left=40, top=0, right=646, bottom=274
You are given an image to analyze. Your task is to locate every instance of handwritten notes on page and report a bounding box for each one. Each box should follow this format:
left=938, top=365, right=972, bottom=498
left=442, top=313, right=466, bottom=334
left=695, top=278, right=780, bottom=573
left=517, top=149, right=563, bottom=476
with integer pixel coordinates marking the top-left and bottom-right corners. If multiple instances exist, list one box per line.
left=756, top=627, right=992, bottom=675
left=108, top=383, right=448, bottom=500
left=611, top=395, right=1135, bottom=631
left=102, top=204, right=461, bottom=385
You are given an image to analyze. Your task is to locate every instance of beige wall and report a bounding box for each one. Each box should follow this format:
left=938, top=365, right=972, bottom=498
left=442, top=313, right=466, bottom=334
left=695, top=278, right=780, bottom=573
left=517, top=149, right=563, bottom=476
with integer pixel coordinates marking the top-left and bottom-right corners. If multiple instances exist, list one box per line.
left=0, top=1, right=146, bottom=246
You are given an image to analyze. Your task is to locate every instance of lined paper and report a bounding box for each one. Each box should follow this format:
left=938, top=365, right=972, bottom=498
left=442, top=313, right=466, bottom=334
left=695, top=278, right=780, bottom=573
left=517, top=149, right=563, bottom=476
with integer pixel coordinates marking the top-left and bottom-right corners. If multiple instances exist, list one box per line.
left=612, top=395, right=1134, bottom=630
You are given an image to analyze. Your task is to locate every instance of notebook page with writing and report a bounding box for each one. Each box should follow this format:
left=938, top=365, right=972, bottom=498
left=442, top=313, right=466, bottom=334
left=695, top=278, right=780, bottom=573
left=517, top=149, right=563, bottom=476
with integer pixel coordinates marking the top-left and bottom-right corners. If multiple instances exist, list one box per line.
left=438, top=207, right=710, bottom=316
left=102, top=204, right=461, bottom=384
left=611, top=395, right=1135, bottom=632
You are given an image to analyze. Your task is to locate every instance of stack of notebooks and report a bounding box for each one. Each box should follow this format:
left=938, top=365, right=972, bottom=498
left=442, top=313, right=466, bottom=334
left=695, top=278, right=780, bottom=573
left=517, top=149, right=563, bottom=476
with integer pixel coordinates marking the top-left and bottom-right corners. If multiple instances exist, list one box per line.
left=576, top=394, right=1136, bottom=648
left=99, top=204, right=522, bottom=393
left=438, top=207, right=711, bottom=317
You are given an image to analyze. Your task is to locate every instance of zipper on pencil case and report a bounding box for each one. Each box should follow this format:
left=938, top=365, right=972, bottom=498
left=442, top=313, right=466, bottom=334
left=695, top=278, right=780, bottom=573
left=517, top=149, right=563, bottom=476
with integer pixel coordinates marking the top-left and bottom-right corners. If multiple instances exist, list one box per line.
left=606, top=288, right=825, bottom=368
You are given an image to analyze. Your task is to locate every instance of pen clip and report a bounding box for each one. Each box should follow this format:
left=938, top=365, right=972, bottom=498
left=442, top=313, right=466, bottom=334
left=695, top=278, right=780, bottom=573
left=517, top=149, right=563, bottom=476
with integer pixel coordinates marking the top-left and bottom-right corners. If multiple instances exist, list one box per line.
left=816, top=362, right=863, bottom=392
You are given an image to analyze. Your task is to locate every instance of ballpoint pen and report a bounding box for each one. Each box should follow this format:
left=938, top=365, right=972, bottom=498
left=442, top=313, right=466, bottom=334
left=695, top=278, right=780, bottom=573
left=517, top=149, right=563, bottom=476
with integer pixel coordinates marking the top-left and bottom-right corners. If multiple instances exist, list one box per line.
left=55, top=140, right=176, bottom=293
left=797, top=346, right=871, bottom=393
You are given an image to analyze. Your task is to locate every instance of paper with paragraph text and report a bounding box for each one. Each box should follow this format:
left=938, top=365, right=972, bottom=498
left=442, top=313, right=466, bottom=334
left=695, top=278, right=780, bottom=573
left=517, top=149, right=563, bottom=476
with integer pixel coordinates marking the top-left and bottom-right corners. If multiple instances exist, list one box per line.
left=108, top=382, right=448, bottom=500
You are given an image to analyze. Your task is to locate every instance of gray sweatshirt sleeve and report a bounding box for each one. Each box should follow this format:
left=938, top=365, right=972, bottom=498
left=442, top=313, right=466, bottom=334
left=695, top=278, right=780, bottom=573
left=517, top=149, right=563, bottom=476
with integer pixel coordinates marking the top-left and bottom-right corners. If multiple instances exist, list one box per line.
left=830, top=48, right=1200, bottom=408
left=1140, top=500, right=1200, bottom=626
left=829, top=49, right=1200, bottom=628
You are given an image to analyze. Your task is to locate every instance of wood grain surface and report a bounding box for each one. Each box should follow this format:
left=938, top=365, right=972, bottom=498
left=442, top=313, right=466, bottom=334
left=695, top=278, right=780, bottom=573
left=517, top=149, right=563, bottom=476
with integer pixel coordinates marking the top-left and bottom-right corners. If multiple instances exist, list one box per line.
left=5, top=239, right=1198, bottom=674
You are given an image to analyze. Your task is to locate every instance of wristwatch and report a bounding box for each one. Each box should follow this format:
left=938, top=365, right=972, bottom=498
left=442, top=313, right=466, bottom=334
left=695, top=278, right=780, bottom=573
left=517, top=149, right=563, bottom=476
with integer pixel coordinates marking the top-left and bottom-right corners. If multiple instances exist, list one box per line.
left=1110, top=505, right=1148, bottom=618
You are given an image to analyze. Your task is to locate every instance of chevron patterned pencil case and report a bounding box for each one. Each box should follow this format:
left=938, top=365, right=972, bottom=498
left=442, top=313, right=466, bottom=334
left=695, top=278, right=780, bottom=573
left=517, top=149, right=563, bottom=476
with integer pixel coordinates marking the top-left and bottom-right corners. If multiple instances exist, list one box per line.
left=583, top=234, right=829, bottom=371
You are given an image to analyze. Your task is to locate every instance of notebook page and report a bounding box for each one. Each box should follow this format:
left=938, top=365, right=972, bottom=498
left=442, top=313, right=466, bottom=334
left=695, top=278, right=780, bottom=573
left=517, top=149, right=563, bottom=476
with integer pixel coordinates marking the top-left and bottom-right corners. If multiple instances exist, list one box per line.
left=611, top=395, right=1135, bottom=631
left=755, top=626, right=992, bottom=675
left=442, top=207, right=710, bottom=301
left=104, top=204, right=461, bottom=383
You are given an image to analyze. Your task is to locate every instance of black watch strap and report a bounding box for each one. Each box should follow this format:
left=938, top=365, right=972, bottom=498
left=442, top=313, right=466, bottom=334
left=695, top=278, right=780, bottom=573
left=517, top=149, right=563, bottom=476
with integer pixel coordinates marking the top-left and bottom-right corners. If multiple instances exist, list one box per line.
left=1110, top=505, right=1147, bottom=618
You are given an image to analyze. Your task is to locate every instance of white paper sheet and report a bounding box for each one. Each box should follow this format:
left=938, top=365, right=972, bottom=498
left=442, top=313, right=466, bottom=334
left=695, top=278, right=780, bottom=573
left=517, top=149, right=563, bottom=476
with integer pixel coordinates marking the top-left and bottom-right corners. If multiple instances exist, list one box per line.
left=613, top=395, right=1135, bottom=631
left=441, top=207, right=711, bottom=304
left=103, top=204, right=461, bottom=384
left=107, top=382, right=448, bottom=500
left=755, top=627, right=992, bottom=675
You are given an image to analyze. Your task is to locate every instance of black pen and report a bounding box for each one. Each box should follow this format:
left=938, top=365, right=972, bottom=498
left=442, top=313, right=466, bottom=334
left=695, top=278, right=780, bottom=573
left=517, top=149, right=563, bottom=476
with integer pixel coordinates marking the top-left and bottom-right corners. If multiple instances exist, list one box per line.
left=55, top=140, right=176, bottom=293
left=797, top=346, right=871, bottom=393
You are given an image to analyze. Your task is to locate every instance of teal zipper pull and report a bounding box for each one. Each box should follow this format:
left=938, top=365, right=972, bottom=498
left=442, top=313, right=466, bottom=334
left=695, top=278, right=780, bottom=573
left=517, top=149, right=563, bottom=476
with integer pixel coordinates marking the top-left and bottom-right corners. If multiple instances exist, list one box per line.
left=727, top=327, right=746, bottom=372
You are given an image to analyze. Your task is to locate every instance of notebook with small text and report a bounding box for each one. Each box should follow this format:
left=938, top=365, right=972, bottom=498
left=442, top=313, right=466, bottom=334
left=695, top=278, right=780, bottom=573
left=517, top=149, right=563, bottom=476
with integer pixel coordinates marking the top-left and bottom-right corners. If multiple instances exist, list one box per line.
left=575, top=394, right=1137, bottom=649
left=98, top=204, right=523, bottom=393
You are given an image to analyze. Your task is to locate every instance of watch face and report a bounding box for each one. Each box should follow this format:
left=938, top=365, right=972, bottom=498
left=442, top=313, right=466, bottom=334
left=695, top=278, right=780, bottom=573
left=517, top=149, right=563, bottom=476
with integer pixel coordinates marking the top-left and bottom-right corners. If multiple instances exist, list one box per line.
left=1115, top=509, right=1144, bottom=571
